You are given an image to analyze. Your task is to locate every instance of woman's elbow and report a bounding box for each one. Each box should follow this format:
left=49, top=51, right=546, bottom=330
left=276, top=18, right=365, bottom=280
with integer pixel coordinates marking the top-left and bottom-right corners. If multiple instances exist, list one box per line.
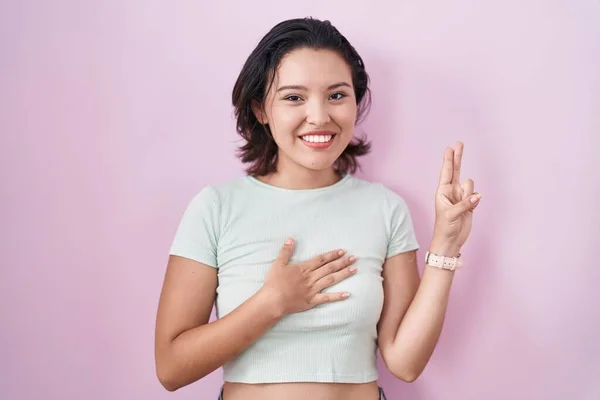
left=156, top=361, right=180, bottom=392
left=393, top=369, right=421, bottom=383
left=155, top=349, right=186, bottom=392
left=158, top=379, right=179, bottom=392
left=155, top=352, right=209, bottom=391
left=387, top=364, right=421, bottom=383
left=384, top=357, right=422, bottom=383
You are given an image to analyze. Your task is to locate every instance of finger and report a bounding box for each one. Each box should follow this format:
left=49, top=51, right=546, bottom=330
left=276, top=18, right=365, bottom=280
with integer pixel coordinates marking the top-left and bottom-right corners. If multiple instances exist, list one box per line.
left=307, top=249, right=346, bottom=272
left=311, top=256, right=354, bottom=282
left=274, top=237, right=295, bottom=266
left=313, top=264, right=358, bottom=292
left=438, top=147, right=454, bottom=185
left=452, top=142, right=464, bottom=185
left=461, top=178, right=474, bottom=200
left=311, top=291, right=350, bottom=306
left=449, top=192, right=481, bottom=219
left=469, top=191, right=481, bottom=212
left=310, top=255, right=356, bottom=281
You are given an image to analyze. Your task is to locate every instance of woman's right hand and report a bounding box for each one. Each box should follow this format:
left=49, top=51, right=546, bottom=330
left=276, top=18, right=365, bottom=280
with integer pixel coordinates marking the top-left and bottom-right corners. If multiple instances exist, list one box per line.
left=262, top=237, right=358, bottom=315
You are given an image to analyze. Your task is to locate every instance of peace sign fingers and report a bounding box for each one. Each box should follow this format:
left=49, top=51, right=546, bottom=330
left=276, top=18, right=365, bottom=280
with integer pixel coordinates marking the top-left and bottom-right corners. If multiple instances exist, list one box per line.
left=452, top=141, right=464, bottom=185
left=438, top=147, right=454, bottom=186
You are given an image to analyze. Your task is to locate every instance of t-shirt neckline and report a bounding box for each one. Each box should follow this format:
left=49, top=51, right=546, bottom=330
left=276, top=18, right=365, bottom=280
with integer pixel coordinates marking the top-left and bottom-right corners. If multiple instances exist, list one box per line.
left=246, top=173, right=352, bottom=193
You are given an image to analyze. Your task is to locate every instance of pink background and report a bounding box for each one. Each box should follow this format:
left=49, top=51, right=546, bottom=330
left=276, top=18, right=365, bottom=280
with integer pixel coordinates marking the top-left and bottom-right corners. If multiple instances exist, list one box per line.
left=2, top=1, right=599, bottom=399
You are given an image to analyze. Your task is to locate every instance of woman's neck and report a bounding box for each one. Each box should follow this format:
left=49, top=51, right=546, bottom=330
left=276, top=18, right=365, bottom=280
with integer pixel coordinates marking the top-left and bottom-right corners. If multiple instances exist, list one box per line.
left=255, top=161, right=342, bottom=190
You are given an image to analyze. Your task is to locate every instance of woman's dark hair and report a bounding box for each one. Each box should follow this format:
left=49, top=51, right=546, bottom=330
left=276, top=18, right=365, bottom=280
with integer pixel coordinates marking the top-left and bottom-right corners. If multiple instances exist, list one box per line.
left=232, top=17, right=372, bottom=176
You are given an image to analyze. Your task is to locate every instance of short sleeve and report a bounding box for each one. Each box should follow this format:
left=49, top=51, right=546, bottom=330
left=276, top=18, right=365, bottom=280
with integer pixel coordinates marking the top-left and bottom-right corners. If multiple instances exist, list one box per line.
left=169, top=186, right=221, bottom=268
left=381, top=186, right=420, bottom=259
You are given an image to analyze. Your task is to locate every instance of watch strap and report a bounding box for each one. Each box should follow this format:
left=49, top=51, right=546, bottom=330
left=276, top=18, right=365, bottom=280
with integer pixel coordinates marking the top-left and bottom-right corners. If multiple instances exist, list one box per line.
left=425, top=251, right=463, bottom=271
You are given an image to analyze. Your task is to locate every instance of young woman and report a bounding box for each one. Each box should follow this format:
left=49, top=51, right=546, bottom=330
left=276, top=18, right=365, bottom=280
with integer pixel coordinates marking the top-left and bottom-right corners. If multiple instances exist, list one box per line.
left=154, top=17, right=481, bottom=400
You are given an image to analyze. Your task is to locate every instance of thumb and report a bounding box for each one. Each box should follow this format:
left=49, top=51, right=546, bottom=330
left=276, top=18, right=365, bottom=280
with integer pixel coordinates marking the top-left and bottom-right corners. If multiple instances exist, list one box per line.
left=275, top=237, right=295, bottom=266
left=450, top=193, right=481, bottom=219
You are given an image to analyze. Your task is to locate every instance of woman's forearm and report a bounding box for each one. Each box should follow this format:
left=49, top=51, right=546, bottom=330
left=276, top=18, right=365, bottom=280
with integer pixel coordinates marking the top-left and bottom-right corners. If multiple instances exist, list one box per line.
left=158, top=288, right=284, bottom=391
left=388, top=240, right=458, bottom=381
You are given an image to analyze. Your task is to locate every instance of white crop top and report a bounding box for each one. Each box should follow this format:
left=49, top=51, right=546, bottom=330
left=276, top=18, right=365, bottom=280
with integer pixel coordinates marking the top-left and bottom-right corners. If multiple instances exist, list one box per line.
left=169, top=174, right=419, bottom=383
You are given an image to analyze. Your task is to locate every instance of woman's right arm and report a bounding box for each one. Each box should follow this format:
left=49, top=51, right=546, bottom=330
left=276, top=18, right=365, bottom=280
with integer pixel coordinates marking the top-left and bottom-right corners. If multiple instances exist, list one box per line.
left=154, top=239, right=357, bottom=391
left=154, top=255, right=283, bottom=391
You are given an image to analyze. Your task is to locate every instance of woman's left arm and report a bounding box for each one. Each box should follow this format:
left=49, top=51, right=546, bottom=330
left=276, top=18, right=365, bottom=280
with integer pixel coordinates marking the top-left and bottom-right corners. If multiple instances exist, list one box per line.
left=378, top=142, right=482, bottom=382
left=377, top=244, right=455, bottom=383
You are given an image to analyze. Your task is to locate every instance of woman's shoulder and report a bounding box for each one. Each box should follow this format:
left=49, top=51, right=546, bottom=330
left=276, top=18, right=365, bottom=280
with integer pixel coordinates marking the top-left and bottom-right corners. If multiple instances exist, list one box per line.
left=179, top=175, right=250, bottom=212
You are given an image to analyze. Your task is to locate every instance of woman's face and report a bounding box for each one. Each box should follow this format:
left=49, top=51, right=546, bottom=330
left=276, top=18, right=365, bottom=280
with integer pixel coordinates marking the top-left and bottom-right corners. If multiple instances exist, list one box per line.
left=257, top=48, right=358, bottom=173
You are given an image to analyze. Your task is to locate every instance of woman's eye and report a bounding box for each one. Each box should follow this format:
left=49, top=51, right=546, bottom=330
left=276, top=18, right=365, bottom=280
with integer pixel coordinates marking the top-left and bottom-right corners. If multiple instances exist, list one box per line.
left=329, top=92, right=346, bottom=100
left=284, top=95, right=302, bottom=102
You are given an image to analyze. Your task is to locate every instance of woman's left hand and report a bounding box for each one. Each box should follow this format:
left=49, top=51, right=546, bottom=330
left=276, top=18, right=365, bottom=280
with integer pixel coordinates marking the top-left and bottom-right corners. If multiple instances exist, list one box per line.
left=431, top=142, right=481, bottom=256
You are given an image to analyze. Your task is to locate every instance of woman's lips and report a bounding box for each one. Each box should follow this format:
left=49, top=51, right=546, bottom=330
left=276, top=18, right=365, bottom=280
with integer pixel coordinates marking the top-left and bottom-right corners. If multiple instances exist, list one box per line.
left=299, top=133, right=336, bottom=149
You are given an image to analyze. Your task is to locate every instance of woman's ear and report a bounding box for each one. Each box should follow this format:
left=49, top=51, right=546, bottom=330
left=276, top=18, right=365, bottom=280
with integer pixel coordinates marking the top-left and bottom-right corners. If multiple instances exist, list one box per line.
left=252, top=100, right=267, bottom=124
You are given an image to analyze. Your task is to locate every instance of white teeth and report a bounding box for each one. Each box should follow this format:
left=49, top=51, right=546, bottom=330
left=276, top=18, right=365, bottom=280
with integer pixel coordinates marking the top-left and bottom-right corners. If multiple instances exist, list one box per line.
left=301, top=135, right=333, bottom=143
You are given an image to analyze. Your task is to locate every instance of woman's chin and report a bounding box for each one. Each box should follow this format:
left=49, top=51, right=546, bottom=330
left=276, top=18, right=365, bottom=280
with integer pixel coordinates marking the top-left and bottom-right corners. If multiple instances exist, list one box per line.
left=298, top=158, right=338, bottom=172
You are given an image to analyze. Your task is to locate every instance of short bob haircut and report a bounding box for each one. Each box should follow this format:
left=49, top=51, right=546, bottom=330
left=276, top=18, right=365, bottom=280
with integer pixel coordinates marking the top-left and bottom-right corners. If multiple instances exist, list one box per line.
left=232, top=17, right=372, bottom=176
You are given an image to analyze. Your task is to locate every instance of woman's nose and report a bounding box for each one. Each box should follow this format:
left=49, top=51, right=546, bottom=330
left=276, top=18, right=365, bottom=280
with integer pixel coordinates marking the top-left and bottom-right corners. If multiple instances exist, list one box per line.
left=305, top=101, right=331, bottom=126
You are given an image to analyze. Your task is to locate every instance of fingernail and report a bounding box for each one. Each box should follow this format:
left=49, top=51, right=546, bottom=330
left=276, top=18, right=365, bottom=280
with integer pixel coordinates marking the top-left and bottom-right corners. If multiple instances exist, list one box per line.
left=348, top=256, right=357, bottom=262
left=349, top=266, right=358, bottom=273
left=285, top=238, right=294, bottom=245
left=470, top=194, right=481, bottom=203
left=338, top=250, right=346, bottom=256
left=341, top=292, right=350, bottom=298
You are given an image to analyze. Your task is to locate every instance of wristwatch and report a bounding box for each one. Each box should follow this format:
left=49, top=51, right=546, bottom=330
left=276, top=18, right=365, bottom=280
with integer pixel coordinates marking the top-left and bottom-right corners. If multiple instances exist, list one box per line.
left=425, top=251, right=463, bottom=271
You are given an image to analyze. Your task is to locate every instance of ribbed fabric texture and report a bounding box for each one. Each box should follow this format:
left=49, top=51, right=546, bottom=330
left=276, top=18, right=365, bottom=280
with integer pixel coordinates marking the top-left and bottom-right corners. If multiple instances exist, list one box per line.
left=169, top=174, right=419, bottom=384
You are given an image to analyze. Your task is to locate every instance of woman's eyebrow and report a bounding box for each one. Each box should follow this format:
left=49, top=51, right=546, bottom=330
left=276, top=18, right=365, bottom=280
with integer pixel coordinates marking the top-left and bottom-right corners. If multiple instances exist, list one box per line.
left=276, top=82, right=352, bottom=92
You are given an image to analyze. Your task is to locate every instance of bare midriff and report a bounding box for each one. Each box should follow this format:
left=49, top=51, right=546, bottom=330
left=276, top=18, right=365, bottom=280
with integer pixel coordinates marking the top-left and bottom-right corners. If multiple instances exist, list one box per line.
left=221, top=381, right=380, bottom=400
